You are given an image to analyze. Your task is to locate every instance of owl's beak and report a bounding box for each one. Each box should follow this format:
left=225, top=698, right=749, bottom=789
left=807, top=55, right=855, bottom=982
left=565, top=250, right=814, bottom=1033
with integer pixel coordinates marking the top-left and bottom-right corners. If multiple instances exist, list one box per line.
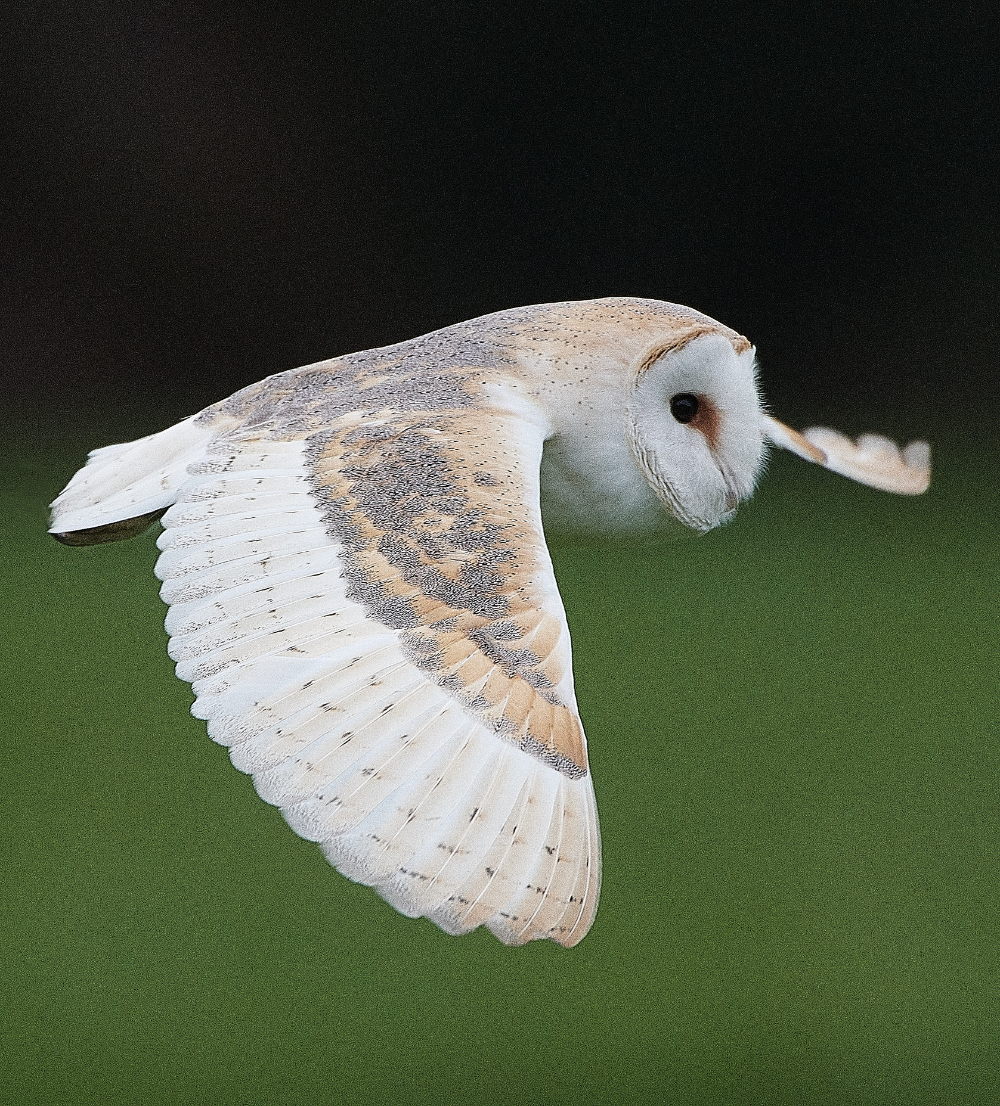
left=762, top=415, right=931, bottom=495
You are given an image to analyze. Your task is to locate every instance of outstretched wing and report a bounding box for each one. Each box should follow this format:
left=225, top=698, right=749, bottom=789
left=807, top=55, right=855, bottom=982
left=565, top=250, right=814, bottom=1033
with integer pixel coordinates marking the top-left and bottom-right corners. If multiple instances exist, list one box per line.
left=763, top=415, right=930, bottom=494
left=155, top=406, right=600, bottom=946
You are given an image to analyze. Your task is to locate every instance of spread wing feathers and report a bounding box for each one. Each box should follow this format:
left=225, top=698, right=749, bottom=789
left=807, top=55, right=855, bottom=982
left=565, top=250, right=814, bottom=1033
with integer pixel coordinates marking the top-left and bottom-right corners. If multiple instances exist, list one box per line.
left=763, top=415, right=930, bottom=495
left=48, top=414, right=232, bottom=542
left=155, top=423, right=600, bottom=947
left=800, top=427, right=930, bottom=494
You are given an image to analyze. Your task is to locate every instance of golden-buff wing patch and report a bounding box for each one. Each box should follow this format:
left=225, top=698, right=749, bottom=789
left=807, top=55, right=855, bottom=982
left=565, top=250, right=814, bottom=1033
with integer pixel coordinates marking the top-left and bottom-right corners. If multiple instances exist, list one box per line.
left=305, top=411, right=587, bottom=777
left=155, top=413, right=599, bottom=946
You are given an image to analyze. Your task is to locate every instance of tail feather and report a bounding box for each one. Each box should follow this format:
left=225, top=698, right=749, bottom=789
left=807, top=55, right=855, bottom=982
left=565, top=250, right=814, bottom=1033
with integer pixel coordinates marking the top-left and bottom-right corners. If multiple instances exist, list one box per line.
left=49, top=414, right=220, bottom=545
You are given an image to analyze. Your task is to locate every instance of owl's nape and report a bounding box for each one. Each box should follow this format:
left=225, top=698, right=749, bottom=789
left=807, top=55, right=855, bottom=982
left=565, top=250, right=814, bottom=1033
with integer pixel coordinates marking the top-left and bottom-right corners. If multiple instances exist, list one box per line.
left=763, top=415, right=930, bottom=495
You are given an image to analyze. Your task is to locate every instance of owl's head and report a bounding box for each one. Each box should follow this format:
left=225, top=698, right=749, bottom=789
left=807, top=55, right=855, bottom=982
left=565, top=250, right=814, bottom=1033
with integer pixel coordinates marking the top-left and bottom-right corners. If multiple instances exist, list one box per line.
left=626, top=328, right=930, bottom=532
left=627, top=332, right=765, bottom=532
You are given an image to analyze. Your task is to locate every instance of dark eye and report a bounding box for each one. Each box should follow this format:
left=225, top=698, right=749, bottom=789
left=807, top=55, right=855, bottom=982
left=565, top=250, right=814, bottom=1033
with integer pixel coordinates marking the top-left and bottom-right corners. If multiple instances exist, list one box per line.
left=670, top=393, right=699, bottom=424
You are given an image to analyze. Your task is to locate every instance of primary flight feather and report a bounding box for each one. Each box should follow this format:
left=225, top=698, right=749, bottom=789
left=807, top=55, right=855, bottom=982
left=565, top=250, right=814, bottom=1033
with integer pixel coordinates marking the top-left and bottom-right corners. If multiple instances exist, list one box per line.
left=49, top=297, right=929, bottom=946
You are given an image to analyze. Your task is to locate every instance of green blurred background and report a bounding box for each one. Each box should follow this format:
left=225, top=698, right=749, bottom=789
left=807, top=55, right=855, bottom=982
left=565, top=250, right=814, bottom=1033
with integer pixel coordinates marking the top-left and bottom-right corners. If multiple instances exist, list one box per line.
left=5, top=2, right=999, bottom=1102
left=4, top=406, right=998, bottom=1105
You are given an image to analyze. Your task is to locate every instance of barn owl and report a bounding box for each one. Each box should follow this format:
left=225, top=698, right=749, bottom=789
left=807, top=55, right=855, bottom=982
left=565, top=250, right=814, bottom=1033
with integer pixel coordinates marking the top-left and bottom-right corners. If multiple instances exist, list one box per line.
left=49, top=298, right=930, bottom=947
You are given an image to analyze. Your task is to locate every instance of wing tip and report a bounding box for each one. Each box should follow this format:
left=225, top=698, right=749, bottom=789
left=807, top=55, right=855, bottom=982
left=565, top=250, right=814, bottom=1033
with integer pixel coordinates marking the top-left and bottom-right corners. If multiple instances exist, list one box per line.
left=764, top=415, right=931, bottom=495
left=802, top=426, right=931, bottom=495
left=48, top=509, right=168, bottom=547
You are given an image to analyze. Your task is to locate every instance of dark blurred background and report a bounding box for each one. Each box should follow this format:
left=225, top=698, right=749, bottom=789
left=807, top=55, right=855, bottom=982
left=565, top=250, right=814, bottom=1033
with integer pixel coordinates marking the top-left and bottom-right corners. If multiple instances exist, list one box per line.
left=6, top=0, right=997, bottom=437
